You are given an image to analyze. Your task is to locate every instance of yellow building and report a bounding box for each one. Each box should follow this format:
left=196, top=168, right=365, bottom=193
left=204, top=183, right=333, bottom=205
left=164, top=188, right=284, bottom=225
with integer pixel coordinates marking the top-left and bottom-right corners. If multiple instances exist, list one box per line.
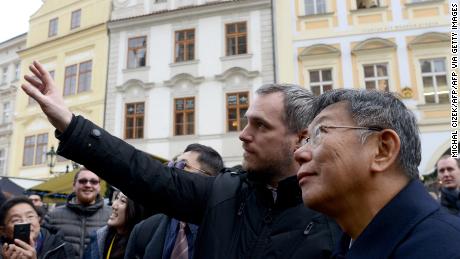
left=10, top=0, right=111, bottom=178
left=275, top=0, right=453, bottom=175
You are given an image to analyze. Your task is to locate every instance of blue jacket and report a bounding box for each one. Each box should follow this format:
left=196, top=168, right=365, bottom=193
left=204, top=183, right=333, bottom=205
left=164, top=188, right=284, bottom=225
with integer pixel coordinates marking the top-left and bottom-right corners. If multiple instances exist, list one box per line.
left=333, top=180, right=460, bottom=259
left=83, top=226, right=108, bottom=259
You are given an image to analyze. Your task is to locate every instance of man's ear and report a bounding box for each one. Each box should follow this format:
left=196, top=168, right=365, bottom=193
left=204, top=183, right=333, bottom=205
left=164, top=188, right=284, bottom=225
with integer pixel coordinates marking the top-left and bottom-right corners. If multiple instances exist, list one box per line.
left=371, top=129, right=401, bottom=172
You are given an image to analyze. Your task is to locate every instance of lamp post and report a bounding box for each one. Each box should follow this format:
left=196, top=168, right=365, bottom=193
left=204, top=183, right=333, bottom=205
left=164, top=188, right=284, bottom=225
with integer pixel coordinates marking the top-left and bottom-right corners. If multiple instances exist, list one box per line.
left=46, top=146, right=57, bottom=175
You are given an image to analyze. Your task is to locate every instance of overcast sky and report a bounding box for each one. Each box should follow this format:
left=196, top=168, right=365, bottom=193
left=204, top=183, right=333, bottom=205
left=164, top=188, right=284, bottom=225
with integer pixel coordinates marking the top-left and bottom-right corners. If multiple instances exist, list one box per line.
left=0, top=0, right=42, bottom=43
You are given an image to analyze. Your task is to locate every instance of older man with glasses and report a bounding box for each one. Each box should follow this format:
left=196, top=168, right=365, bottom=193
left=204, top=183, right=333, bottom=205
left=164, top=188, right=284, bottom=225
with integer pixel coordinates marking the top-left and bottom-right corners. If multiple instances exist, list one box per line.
left=44, top=168, right=111, bottom=259
left=294, top=89, right=460, bottom=258
left=126, top=143, right=224, bottom=259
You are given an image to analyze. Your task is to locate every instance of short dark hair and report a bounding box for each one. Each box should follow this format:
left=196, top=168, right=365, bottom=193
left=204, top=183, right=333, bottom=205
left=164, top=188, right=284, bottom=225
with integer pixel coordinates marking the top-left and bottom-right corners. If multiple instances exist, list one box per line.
left=184, top=143, right=224, bottom=175
left=0, top=196, right=39, bottom=226
left=73, top=167, right=100, bottom=185
left=310, top=89, right=421, bottom=179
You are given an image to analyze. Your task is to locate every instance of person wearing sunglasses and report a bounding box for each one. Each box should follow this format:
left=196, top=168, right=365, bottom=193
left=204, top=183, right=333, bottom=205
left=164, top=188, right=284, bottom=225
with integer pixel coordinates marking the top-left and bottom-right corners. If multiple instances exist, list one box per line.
left=22, top=62, right=340, bottom=259
left=44, top=168, right=111, bottom=259
left=125, top=143, right=224, bottom=259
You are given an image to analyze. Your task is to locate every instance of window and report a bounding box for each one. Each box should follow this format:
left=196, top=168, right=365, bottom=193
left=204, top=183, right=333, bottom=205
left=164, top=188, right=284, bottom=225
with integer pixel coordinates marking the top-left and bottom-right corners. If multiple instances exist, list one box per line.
left=125, top=102, right=145, bottom=139
left=48, top=18, right=58, bottom=37
left=0, top=149, right=5, bottom=175
left=175, top=29, right=195, bottom=62
left=305, top=0, right=327, bottom=15
left=420, top=58, right=448, bottom=104
left=309, top=69, right=333, bottom=96
left=64, top=60, right=92, bottom=96
left=226, top=22, right=247, bottom=56
left=22, top=133, right=48, bottom=166
left=64, top=64, right=77, bottom=96
left=14, top=63, right=20, bottom=80
left=78, top=61, right=92, bottom=93
left=174, top=97, right=195, bottom=135
left=71, top=9, right=81, bottom=29
left=227, top=92, right=249, bottom=132
left=2, top=102, right=11, bottom=124
left=363, top=63, right=389, bottom=92
left=357, top=0, right=380, bottom=9
left=127, top=37, right=147, bottom=69
left=2, top=67, right=7, bottom=84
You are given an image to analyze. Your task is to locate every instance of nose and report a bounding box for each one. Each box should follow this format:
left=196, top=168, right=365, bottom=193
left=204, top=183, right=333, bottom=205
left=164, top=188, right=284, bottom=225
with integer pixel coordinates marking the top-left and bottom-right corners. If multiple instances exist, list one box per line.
left=294, top=144, right=313, bottom=165
left=239, top=125, right=252, bottom=143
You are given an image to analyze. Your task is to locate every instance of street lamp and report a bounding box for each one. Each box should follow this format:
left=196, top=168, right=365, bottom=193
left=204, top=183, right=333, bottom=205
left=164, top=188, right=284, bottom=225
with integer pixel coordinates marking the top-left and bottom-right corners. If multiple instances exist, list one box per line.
left=46, top=146, right=57, bottom=175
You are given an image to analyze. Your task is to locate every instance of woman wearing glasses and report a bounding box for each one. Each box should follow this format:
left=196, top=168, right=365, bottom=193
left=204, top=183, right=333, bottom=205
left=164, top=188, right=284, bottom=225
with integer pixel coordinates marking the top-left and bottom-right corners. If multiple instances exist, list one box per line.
left=0, top=196, right=75, bottom=258
left=84, top=190, right=144, bottom=259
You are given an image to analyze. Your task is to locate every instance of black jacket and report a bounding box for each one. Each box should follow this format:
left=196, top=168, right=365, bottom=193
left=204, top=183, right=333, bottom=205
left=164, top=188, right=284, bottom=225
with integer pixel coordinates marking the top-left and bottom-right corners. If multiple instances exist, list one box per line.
left=125, top=214, right=171, bottom=259
left=57, top=115, right=341, bottom=259
left=38, top=225, right=76, bottom=259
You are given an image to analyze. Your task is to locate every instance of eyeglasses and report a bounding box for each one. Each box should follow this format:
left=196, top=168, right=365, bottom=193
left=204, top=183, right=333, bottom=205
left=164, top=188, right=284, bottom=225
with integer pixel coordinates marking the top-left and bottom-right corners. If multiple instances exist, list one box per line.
left=301, top=124, right=382, bottom=148
left=168, top=160, right=212, bottom=176
left=8, top=214, right=38, bottom=225
left=77, top=178, right=100, bottom=185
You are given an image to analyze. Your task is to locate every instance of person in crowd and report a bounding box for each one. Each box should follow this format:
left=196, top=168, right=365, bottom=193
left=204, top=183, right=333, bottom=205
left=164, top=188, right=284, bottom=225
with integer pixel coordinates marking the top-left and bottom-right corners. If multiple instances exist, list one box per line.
left=294, top=89, right=460, bottom=258
left=436, top=155, right=460, bottom=215
left=125, top=143, right=224, bottom=259
left=28, top=194, right=48, bottom=219
left=83, top=190, right=144, bottom=259
left=0, top=196, right=75, bottom=258
left=22, top=61, right=340, bottom=258
left=44, top=167, right=111, bottom=258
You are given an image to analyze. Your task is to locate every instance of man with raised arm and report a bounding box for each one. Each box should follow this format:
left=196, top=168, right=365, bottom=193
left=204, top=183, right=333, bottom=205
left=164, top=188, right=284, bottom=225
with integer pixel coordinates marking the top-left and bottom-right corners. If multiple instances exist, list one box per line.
left=22, top=61, right=340, bottom=258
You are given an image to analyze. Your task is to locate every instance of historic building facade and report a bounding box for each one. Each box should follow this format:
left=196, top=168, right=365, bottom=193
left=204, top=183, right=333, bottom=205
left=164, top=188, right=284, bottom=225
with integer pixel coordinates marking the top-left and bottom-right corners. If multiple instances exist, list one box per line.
left=274, top=0, right=452, bottom=175
left=106, top=0, right=274, bottom=164
left=0, top=34, right=27, bottom=176
left=9, top=0, right=111, bottom=178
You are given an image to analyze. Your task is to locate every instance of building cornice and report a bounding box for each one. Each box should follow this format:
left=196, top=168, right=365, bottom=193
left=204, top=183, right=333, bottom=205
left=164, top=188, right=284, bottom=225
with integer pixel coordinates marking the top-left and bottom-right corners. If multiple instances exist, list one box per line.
left=0, top=33, right=27, bottom=49
left=108, top=0, right=271, bottom=31
left=18, top=23, right=107, bottom=57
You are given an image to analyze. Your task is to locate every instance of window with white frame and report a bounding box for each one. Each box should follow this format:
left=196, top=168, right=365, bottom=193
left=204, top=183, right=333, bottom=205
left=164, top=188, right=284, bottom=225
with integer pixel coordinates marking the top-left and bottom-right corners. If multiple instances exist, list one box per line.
left=22, top=133, right=48, bottom=166
left=0, top=149, right=5, bottom=175
left=363, top=63, right=389, bottom=92
left=2, top=102, right=11, bottom=124
left=71, top=9, right=81, bottom=29
left=420, top=58, right=448, bottom=104
left=127, top=36, right=147, bottom=69
left=48, top=17, right=58, bottom=37
left=304, top=0, right=327, bottom=15
left=309, top=69, right=333, bottom=96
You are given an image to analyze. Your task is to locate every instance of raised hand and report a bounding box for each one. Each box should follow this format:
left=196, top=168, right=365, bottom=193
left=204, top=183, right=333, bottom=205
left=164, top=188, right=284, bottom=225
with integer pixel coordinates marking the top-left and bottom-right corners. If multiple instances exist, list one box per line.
left=21, top=61, right=73, bottom=132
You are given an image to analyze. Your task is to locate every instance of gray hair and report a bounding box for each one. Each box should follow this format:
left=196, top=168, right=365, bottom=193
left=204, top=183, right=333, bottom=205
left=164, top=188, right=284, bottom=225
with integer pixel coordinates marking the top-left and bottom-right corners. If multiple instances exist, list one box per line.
left=310, top=89, right=421, bottom=179
left=256, top=83, right=315, bottom=133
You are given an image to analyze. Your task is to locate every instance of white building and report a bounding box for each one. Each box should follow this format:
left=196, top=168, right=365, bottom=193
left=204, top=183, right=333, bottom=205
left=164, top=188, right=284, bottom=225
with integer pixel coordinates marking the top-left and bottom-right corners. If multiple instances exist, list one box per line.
left=106, top=0, right=274, bottom=165
left=274, top=0, right=453, bottom=175
left=0, top=33, right=27, bottom=176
